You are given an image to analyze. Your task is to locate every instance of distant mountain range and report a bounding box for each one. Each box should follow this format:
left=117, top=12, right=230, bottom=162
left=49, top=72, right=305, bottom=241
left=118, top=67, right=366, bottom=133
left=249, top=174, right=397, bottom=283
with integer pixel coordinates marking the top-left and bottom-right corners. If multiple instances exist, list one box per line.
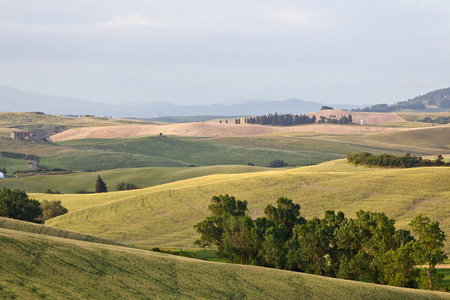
left=0, top=86, right=364, bottom=118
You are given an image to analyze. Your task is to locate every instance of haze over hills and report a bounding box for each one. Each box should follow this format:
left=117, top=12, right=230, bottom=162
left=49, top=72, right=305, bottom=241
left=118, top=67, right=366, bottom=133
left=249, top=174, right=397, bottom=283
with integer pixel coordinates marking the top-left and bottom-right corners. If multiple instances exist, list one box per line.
left=0, top=86, right=364, bottom=118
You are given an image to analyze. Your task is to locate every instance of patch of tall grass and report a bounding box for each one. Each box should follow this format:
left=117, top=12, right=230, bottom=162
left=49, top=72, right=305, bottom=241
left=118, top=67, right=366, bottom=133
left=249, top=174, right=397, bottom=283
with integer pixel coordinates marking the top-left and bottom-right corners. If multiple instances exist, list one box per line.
left=1, top=228, right=448, bottom=299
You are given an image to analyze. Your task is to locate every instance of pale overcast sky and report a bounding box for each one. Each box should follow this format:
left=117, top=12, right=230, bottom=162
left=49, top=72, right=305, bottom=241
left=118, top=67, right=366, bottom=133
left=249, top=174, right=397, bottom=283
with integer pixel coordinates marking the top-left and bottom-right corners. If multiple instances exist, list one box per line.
left=1, top=0, right=450, bottom=105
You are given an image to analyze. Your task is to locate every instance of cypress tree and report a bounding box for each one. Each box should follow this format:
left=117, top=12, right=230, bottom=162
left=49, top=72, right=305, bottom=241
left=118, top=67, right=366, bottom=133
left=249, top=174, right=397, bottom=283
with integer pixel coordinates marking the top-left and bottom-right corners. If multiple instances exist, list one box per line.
left=95, top=175, right=108, bottom=193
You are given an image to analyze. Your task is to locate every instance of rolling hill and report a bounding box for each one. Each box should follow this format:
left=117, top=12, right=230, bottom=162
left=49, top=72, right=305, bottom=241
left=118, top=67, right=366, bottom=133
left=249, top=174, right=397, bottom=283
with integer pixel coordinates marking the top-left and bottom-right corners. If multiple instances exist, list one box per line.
left=35, top=161, right=450, bottom=254
left=0, top=165, right=270, bottom=194
left=1, top=227, right=449, bottom=299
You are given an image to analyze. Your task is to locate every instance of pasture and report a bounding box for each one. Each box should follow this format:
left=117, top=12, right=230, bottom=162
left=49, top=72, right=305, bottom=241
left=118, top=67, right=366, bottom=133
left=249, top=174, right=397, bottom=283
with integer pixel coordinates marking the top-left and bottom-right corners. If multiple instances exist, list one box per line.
left=1, top=227, right=449, bottom=299
left=0, top=165, right=269, bottom=193
left=36, top=162, right=450, bottom=254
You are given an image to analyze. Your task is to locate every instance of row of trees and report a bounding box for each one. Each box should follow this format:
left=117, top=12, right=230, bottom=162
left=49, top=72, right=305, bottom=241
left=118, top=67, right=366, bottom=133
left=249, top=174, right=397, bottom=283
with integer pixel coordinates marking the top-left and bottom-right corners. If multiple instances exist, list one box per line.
left=243, top=114, right=316, bottom=126
left=195, top=195, right=447, bottom=290
left=419, top=116, right=450, bottom=125
left=352, top=101, right=427, bottom=112
left=347, top=152, right=449, bottom=168
left=95, top=175, right=140, bottom=193
left=317, top=115, right=352, bottom=124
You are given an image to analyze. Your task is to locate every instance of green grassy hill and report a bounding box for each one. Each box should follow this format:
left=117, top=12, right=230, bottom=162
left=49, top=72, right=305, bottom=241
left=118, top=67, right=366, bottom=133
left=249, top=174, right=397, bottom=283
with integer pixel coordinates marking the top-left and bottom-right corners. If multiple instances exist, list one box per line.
left=361, top=126, right=450, bottom=153
left=0, top=165, right=269, bottom=193
left=37, top=162, right=450, bottom=254
left=54, top=135, right=345, bottom=169
left=47, top=127, right=450, bottom=171
left=0, top=217, right=122, bottom=246
left=1, top=228, right=449, bottom=300
left=399, top=112, right=450, bottom=122
left=2, top=124, right=449, bottom=174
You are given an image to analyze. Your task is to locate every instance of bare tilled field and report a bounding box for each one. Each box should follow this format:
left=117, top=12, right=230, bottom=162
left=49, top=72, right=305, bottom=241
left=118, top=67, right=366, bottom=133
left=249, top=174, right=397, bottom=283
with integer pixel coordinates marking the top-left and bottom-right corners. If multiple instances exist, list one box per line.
left=50, top=122, right=407, bottom=141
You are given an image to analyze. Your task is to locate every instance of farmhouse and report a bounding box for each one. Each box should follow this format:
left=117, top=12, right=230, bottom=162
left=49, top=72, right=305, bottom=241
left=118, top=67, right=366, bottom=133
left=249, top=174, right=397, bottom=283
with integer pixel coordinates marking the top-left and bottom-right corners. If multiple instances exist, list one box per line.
left=10, top=132, right=38, bottom=140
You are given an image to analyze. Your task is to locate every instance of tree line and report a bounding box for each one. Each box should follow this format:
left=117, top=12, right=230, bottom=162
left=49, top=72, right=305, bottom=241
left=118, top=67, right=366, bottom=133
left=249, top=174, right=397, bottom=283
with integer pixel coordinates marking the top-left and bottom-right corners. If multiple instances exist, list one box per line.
left=347, top=152, right=449, bottom=168
left=195, top=195, right=447, bottom=290
left=243, top=113, right=316, bottom=126
left=0, top=188, right=67, bottom=223
left=419, top=116, right=450, bottom=125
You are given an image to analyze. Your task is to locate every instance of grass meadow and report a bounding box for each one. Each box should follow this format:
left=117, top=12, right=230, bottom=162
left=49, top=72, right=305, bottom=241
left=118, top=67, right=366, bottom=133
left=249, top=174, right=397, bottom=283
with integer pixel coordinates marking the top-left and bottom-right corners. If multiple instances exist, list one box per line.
left=36, top=162, right=450, bottom=255
left=0, top=165, right=269, bottom=193
left=1, top=228, right=449, bottom=300
left=0, top=217, right=122, bottom=246
left=1, top=124, right=449, bottom=174
left=1, top=112, right=450, bottom=298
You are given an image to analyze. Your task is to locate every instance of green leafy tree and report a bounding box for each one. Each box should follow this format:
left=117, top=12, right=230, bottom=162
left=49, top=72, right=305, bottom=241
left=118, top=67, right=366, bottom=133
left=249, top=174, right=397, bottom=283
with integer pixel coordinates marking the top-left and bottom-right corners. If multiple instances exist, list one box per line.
left=295, top=211, right=346, bottom=276
left=409, top=214, right=447, bottom=290
left=381, top=241, right=419, bottom=288
left=95, top=175, right=108, bottom=193
left=194, top=195, right=256, bottom=263
left=335, top=210, right=397, bottom=283
left=264, top=197, right=303, bottom=239
left=0, top=188, right=43, bottom=223
left=40, top=200, right=68, bottom=221
left=261, top=225, right=288, bottom=268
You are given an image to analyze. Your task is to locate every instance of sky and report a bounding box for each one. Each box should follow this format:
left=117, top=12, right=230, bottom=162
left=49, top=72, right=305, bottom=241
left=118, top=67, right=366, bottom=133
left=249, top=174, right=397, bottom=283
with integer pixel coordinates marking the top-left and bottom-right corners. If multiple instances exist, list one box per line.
left=1, top=0, right=450, bottom=106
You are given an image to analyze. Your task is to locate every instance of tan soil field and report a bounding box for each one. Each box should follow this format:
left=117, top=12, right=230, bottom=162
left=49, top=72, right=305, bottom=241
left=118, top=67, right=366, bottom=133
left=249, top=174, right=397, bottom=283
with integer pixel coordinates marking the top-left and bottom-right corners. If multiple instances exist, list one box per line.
left=49, top=111, right=411, bottom=141
left=50, top=122, right=407, bottom=141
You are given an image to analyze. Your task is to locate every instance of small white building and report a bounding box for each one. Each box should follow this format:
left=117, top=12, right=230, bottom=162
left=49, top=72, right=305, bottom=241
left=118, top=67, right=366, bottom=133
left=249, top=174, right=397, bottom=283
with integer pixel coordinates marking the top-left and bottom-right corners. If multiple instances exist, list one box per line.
left=0, top=172, right=5, bottom=179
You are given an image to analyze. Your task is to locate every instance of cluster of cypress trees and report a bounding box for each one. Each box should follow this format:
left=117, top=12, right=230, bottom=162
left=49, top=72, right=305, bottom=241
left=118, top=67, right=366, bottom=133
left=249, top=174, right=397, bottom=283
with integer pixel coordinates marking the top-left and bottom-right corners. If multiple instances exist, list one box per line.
left=195, top=195, right=447, bottom=291
left=243, top=113, right=316, bottom=126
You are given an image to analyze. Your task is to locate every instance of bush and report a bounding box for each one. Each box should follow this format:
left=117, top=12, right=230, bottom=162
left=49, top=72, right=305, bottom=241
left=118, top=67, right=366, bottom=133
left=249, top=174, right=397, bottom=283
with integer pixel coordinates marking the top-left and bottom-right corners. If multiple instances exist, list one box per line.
left=75, top=189, right=92, bottom=194
left=40, top=200, right=68, bottom=221
left=116, top=182, right=139, bottom=191
left=45, top=189, right=62, bottom=194
left=269, top=159, right=288, bottom=168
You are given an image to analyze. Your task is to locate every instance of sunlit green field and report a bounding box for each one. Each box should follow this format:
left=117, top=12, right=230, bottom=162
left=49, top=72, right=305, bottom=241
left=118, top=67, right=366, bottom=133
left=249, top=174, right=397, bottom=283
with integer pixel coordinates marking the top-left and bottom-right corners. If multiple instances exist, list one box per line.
left=440, top=269, right=450, bottom=289
left=36, top=162, right=450, bottom=254
left=0, top=165, right=269, bottom=193
left=1, top=228, right=449, bottom=300
left=2, top=121, right=449, bottom=173
left=398, top=112, right=450, bottom=122
left=0, top=156, right=30, bottom=174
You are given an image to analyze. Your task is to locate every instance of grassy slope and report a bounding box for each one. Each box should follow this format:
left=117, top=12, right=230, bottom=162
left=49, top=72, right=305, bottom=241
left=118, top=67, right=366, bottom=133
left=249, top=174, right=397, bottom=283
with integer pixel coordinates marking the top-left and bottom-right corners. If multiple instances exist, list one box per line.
left=0, top=112, right=153, bottom=138
left=49, top=126, right=450, bottom=171
left=0, top=217, right=122, bottom=246
left=39, top=162, right=450, bottom=254
left=1, top=228, right=449, bottom=300
left=211, top=126, right=450, bottom=156
left=55, top=135, right=344, bottom=168
left=0, top=156, right=30, bottom=174
left=361, top=126, right=450, bottom=153
left=398, top=112, right=450, bottom=122
left=2, top=125, right=449, bottom=173
left=0, top=165, right=269, bottom=193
